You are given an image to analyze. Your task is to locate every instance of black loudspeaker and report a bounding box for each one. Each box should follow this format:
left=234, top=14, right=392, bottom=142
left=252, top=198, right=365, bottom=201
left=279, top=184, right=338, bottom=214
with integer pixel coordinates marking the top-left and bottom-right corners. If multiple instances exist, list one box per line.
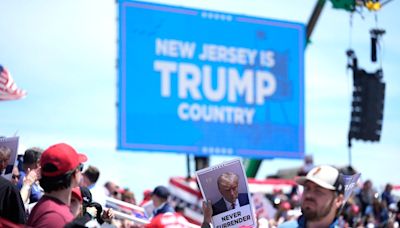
left=371, top=36, right=377, bottom=62
left=349, top=69, right=385, bottom=142
left=370, top=29, right=385, bottom=63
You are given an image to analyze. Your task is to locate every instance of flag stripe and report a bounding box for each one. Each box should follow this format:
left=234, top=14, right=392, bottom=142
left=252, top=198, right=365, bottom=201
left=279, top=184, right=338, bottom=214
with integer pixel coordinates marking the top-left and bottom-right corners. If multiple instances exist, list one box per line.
left=0, top=65, right=27, bottom=101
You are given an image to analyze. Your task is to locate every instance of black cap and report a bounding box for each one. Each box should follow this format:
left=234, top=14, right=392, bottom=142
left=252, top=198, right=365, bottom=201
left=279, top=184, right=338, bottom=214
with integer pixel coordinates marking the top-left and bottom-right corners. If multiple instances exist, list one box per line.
left=80, top=186, right=93, bottom=207
left=152, top=186, right=170, bottom=199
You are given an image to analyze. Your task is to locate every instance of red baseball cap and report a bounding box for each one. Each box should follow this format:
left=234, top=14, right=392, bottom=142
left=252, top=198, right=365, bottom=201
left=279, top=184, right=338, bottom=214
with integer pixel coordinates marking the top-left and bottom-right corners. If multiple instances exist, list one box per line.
left=40, top=143, right=87, bottom=177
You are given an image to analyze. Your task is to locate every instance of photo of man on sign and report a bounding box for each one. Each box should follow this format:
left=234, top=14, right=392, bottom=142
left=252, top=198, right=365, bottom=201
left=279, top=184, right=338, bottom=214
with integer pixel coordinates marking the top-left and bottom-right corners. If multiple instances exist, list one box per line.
left=0, top=136, right=19, bottom=180
left=196, top=158, right=255, bottom=228
left=212, top=172, right=250, bottom=216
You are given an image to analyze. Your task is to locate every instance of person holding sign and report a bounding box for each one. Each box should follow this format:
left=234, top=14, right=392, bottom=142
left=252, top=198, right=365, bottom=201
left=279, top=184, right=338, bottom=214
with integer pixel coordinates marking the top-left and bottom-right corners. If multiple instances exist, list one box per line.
left=197, top=159, right=256, bottom=228
left=279, top=165, right=345, bottom=228
left=212, top=172, right=250, bottom=216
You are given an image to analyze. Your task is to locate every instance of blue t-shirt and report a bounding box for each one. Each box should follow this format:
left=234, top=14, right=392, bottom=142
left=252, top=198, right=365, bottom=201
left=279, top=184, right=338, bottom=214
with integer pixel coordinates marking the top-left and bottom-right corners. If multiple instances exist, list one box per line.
left=17, top=170, right=43, bottom=203
left=278, top=215, right=340, bottom=228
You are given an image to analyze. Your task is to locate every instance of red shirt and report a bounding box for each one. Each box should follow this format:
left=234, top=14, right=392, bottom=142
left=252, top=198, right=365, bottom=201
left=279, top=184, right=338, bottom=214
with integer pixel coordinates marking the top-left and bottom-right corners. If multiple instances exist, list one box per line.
left=27, top=195, right=74, bottom=228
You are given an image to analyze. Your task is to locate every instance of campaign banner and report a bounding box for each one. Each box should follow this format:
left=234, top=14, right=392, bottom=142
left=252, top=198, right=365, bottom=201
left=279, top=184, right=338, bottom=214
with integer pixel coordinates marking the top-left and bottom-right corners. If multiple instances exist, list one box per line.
left=252, top=193, right=277, bottom=220
left=118, top=0, right=305, bottom=159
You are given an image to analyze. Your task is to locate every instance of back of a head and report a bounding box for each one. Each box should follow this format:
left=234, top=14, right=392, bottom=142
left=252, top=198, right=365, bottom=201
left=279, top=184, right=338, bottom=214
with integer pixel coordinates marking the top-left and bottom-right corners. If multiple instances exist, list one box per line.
left=385, top=183, right=393, bottom=191
left=23, top=147, right=43, bottom=165
left=304, top=155, right=313, bottom=164
left=40, top=171, right=74, bottom=193
left=363, top=180, right=372, bottom=190
left=152, top=185, right=170, bottom=201
left=83, top=165, right=100, bottom=184
left=122, top=189, right=136, bottom=204
left=39, top=143, right=87, bottom=193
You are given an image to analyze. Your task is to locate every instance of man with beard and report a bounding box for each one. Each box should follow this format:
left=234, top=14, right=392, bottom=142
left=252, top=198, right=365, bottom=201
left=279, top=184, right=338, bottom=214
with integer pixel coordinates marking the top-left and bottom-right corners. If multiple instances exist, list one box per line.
left=279, top=165, right=345, bottom=228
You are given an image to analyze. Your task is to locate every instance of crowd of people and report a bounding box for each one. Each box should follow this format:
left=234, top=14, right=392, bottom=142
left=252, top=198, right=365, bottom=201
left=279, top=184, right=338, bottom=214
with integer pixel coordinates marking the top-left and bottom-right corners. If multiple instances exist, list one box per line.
left=0, top=142, right=196, bottom=228
left=0, top=143, right=399, bottom=228
left=250, top=168, right=400, bottom=228
left=198, top=165, right=400, bottom=228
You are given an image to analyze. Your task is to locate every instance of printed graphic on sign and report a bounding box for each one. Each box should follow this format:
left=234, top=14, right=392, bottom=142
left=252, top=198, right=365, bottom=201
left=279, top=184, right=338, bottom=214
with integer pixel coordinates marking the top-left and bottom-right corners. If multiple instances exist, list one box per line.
left=118, top=0, right=305, bottom=158
left=0, top=136, right=19, bottom=180
left=196, top=159, right=256, bottom=228
left=342, top=173, right=361, bottom=203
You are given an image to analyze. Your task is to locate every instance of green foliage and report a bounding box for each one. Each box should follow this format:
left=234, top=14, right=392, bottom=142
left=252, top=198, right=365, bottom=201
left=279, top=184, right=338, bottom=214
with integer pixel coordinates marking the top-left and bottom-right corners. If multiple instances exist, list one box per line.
left=330, top=0, right=356, bottom=11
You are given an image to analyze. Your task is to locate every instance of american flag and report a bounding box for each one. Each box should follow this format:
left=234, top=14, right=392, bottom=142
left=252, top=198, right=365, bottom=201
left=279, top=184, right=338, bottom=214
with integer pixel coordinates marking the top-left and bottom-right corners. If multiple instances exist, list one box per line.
left=0, top=65, right=26, bottom=101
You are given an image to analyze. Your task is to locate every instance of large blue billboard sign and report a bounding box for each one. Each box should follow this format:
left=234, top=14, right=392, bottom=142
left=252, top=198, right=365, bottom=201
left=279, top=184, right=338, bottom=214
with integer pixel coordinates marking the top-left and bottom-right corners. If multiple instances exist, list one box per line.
left=118, top=0, right=305, bottom=159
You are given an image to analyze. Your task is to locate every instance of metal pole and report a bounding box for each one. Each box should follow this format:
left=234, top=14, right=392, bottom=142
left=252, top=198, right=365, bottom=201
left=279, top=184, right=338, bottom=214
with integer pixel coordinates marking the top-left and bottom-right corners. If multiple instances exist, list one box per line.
left=348, top=146, right=352, bottom=167
left=186, top=154, right=191, bottom=179
left=307, top=0, right=327, bottom=41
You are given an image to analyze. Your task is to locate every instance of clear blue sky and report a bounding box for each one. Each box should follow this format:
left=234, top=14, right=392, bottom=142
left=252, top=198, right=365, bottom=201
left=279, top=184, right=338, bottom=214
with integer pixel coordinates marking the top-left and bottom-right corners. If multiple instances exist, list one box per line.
left=1, top=0, right=399, bottom=200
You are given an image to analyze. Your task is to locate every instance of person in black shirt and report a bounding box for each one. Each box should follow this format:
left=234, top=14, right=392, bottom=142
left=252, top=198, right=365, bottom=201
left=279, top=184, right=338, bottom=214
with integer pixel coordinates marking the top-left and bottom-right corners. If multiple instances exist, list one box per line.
left=0, top=175, right=26, bottom=224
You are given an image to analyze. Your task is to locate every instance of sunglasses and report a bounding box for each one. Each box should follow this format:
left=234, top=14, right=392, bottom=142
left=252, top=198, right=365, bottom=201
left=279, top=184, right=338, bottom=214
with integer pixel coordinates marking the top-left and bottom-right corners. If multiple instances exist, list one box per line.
left=77, top=163, right=84, bottom=172
left=12, top=174, right=20, bottom=179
